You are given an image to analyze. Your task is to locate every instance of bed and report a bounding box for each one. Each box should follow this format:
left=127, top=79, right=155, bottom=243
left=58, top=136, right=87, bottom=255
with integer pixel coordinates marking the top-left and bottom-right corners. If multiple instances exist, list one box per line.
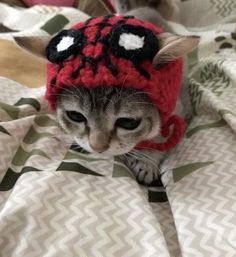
left=0, top=1, right=236, bottom=256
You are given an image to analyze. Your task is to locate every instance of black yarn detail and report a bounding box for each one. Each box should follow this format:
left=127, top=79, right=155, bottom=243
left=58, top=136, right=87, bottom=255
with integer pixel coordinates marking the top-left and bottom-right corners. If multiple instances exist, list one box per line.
left=84, top=17, right=93, bottom=26
left=114, top=19, right=127, bottom=27
left=48, top=15, right=156, bottom=82
left=70, top=15, right=119, bottom=78
left=94, top=29, right=103, bottom=43
left=58, top=63, right=64, bottom=70
left=123, top=15, right=134, bottom=19
left=105, top=58, right=118, bottom=76
left=50, top=63, right=64, bottom=87
left=72, top=55, right=86, bottom=78
left=110, top=24, right=159, bottom=61
left=94, top=14, right=113, bottom=43
left=101, top=14, right=114, bottom=23
left=103, top=53, right=118, bottom=76
left=46, top=29, right=86, bottom=63
left=85, top=56, right=98, bottom=74
left=99, top=34, right=109, bottom=47
left=50, top=77, right=57, bottom=88
left=78, top=18, right=93, bottom=33
left=134, top=63, right=150, bottom=79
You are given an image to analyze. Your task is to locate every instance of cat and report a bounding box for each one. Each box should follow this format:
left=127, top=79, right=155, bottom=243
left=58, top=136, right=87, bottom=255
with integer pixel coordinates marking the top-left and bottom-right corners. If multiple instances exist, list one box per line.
left=14, top=7, right=199, bottom=185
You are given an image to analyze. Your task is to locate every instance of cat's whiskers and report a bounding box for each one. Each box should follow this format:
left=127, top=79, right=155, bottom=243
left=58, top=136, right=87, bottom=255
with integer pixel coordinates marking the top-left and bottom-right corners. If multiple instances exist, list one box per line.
left=127, top=102, right=155, bottom=106
left=133, top=146, right=165, bottom=151
left=131, top=150, right=157, bottom=164
left=49, top=80, right=83, bottom=100
left=47, top=93, right=73, bottom=98
left=131, top=150, right=172, bottom=177
left=61, top=83, right=84, bottom=101
left=52, top=139, right=74, bottom=146
left=132, top=150, right=161, bottom=170
left=69, top=83, right=84, bottom=98
left=103, top=97, right=116, bottom=106
left=117, top=75, right=128, bottom=101
left=122, top=90, right=155, bottom=101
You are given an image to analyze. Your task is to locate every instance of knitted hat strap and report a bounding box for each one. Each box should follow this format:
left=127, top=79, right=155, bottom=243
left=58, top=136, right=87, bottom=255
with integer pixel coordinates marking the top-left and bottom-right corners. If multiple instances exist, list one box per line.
left=136, top=115, right=185, bottom=151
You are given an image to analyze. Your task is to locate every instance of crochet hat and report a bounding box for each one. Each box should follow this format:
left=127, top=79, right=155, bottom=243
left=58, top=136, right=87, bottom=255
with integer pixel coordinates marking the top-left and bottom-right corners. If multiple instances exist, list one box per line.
left=45, top=15, right=185, bottom=151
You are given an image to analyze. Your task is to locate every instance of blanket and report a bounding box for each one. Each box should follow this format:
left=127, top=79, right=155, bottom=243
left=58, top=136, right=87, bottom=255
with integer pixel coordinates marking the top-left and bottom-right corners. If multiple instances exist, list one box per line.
left=0, top=1, right=236, bottom=256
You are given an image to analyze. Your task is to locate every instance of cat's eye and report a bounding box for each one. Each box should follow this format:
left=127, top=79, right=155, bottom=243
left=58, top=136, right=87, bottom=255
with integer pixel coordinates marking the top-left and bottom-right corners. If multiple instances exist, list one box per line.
left=115, top=118, right=141, bottom=130
left=66, top=111, right=87, bottom=123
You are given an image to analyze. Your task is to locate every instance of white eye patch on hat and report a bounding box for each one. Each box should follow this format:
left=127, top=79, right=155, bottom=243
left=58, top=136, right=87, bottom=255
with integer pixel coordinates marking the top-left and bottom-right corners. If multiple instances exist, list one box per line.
left=46, top=29, right=85, bottom=63
left=118, top=33, right=145, bottom=50
left=56, top=36, right=75, bottom=52
left=110, top=24, right=159, bottom=61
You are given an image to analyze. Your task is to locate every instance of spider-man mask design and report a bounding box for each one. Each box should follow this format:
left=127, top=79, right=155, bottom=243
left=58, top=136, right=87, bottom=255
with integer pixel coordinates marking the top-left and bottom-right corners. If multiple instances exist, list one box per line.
left=45, top=15, right=184, bottom=152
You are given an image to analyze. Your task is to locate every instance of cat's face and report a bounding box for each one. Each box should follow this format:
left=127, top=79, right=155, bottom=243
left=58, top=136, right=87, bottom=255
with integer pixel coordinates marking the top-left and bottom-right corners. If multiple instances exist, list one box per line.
left=13, top=17, right=199, bottom=157
left=56, top=86, right=161, bottom=156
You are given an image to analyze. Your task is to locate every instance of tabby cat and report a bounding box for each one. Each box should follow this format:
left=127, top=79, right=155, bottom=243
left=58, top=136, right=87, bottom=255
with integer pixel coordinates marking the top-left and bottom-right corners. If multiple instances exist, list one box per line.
left=15, top=7, right=199, bottom=185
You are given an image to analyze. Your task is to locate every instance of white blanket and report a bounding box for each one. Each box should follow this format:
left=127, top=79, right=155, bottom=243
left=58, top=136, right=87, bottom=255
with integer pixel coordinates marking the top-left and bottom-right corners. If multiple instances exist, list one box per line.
left=0, top=1, right=236, bottom=256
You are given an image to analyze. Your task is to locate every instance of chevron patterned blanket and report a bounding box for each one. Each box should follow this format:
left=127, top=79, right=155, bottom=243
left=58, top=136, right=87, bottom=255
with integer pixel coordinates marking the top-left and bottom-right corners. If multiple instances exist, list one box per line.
left=0, top=1, right=236, bottom=256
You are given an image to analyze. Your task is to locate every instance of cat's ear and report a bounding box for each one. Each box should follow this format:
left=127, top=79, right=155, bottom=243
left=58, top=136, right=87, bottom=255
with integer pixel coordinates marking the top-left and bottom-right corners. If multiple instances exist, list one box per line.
left=153, top=33, right=200, bottom=66
left=14, top=36, right=51, bottom=61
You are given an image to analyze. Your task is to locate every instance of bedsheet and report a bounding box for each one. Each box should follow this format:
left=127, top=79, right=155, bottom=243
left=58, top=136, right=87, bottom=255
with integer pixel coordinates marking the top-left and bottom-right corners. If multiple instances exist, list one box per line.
left=0, top=1, right=236, bottom=256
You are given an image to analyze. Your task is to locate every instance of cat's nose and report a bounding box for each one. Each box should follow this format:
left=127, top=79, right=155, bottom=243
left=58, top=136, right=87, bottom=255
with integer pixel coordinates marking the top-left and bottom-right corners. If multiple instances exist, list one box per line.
left=90, top=142, right=109, bottom=153
left=89, top=131, right=110, bottom=153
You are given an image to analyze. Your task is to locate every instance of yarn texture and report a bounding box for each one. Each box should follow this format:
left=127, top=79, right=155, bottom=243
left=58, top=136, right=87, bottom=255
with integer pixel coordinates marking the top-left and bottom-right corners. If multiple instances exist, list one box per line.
left=45, top=15, right=184, bottom=151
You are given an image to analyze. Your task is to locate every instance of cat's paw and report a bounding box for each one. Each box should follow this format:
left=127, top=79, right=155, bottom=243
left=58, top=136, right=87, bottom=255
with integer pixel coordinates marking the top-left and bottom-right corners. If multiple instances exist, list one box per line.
left=125, top=157, right=159, bottom=186
left=117, top=150, right=165, bottom=186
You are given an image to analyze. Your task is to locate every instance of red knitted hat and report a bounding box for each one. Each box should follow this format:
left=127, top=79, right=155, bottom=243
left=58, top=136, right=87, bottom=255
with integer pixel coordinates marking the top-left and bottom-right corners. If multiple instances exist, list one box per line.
left=45, top=15, right=184, bottom=151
